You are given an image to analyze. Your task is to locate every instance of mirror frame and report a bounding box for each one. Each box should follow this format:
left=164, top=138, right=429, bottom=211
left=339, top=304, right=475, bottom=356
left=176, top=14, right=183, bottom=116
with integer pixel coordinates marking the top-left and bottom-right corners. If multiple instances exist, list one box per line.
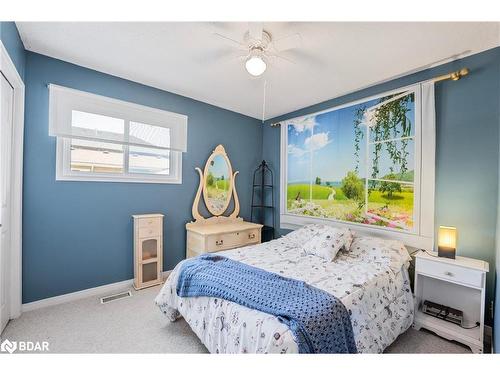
left=202, top=144, right=234, bottom=216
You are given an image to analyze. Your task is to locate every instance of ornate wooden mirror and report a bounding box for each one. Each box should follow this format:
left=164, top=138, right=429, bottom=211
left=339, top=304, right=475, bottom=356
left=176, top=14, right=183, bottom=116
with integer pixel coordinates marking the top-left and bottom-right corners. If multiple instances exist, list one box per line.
left=191, top=145, right=240, bottom=223
left=203, top=147, right=233, bottom=216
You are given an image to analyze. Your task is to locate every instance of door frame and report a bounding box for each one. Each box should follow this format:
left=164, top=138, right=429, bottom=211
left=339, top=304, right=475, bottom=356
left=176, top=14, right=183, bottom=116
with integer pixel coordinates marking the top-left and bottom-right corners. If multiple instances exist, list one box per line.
left=0, top=41, right=24, bottom=319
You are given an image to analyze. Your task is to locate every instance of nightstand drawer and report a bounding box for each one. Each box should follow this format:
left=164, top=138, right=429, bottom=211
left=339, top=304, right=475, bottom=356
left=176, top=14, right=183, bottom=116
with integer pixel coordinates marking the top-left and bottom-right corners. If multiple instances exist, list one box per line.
left=416, top=257, right=483, bottom=288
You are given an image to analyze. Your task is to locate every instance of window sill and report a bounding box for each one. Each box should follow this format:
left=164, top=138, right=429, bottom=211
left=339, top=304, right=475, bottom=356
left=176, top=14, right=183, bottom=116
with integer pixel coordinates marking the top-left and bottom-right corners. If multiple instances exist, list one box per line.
left=55, top=173, right=182, bottom=184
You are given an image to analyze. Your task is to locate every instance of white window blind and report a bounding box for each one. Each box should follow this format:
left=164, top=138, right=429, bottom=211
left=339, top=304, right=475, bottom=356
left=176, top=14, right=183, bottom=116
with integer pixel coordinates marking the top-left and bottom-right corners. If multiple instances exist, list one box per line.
left=49, top=84, right=187, bottom=152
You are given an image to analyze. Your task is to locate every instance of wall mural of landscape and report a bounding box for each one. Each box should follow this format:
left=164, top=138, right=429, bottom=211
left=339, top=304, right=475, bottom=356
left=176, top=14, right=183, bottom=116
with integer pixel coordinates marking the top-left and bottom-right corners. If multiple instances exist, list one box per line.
left=285, top=90, right=416, bottom=232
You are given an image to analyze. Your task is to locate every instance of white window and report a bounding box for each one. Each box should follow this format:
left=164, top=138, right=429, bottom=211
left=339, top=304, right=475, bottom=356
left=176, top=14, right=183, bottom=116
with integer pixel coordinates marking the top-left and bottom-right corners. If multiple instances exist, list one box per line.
left=50, top=85, right=187, bottom=184
left=280, top=83, right=435, bottom=249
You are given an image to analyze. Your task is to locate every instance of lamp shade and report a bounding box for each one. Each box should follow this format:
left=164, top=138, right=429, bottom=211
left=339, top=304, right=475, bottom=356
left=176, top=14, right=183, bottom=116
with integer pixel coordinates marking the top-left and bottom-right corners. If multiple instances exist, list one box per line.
left=438, top=226, right=457, bottom=259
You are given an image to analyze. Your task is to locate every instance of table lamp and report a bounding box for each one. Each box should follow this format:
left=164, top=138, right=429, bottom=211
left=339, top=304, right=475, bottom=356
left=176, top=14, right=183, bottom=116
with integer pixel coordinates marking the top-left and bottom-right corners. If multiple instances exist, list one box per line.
left=438, top=226, right=457, bottom=259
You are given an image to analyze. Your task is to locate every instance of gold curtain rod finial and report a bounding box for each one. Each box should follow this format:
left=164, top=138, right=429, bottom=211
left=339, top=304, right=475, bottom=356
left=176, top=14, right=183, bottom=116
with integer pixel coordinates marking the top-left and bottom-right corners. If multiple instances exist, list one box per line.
left=433, top=67, right=469, bottom=83
left=450, top=68, right=469, bottom=81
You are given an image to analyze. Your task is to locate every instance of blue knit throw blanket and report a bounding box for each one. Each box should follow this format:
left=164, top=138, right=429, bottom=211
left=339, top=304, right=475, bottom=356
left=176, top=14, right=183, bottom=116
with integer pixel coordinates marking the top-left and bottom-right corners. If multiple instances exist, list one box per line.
left=176, top=254, right=357, bottom=354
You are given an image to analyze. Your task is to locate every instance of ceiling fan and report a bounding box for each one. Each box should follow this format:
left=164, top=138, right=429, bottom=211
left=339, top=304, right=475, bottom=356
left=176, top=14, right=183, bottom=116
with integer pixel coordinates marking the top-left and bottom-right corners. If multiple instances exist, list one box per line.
left=212, top=23, right=302, bottom=77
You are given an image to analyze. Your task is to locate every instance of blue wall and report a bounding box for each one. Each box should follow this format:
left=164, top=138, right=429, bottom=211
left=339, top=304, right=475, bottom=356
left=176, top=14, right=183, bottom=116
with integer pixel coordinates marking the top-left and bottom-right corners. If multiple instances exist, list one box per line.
left=263, top=47, right=500, bottom=326
left=22, top=52, right=263, bottom=303
left=0, top=21, right=26, bottom=80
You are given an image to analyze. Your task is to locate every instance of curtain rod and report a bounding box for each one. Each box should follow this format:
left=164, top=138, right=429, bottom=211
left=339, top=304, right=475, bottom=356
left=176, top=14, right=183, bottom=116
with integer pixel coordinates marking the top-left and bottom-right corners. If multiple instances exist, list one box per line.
left=270, top=67, right=469, bottom=127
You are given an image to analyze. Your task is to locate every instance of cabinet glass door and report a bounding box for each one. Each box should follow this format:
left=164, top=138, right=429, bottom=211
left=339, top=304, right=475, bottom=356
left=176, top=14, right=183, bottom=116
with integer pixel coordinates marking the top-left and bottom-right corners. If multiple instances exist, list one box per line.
left=141, top=238, right=158, bottom=261
left=142, top=262, right=158, bottom=283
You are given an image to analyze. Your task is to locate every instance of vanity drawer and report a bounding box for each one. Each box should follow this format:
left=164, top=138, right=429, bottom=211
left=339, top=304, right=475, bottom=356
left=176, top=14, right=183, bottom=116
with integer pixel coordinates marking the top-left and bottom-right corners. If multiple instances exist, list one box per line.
left=207, top=230, right=256, bottom=251
left=246, top=229, right=260, bottom=243
left=416, top=257, right=483, bottom=288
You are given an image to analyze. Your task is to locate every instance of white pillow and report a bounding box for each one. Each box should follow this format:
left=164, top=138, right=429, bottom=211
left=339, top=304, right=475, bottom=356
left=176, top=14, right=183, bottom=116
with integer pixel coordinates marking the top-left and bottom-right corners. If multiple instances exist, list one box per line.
left=282, top=224, right=330, bottom=245
left=302, top=227, right=353, bottom=262
left=348, top=236, right=411, bottom=271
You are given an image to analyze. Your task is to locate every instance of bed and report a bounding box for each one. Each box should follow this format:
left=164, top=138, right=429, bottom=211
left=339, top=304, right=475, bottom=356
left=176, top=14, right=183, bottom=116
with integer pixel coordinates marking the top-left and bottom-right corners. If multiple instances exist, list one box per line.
left=155, top=226, right=414, bottom=353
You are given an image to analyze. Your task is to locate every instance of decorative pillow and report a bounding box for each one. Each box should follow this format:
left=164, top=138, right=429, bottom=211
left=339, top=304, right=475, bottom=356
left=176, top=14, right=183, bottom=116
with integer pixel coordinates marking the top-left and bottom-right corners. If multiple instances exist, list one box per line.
left=348, top=236, right=411, bottom=271
left=282, top=223, right=331, bottom=246
left=302, top=227, right=353, bottom=262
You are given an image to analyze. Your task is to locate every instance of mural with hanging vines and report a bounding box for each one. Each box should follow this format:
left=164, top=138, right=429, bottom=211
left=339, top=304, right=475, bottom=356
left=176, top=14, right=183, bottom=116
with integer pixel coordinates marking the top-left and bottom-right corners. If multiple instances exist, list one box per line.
left=286, top=89, right=416, bottom=231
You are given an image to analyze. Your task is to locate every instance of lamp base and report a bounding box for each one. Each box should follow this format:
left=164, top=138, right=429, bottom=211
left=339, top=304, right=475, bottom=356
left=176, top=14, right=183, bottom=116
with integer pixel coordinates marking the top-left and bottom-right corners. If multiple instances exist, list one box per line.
left=438, top=246, right=456, bottom=259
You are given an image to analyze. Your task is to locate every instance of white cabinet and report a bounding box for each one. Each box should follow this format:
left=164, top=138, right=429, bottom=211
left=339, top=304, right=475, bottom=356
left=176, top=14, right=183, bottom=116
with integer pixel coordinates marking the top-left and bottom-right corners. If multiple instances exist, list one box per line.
left=132, top=214, right=164, bottom=289
left=413, top=251, right=489, bottom=353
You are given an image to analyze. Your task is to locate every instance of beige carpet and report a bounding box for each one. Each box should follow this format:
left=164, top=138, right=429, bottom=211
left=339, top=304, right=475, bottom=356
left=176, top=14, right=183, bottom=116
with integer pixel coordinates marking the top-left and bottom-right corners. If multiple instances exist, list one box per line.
left=1, top=285, right=472, bottom=354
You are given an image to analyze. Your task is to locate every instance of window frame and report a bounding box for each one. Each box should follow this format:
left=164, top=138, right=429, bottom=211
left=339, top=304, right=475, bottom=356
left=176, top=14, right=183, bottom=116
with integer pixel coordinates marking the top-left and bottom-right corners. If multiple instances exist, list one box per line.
left=52, top=86, right=184, bottom=184
left=280, top=83, right=434, bottom=250
left=56, top=137, right=182, bottom=184
left=363, top=91, right=419, bottom=234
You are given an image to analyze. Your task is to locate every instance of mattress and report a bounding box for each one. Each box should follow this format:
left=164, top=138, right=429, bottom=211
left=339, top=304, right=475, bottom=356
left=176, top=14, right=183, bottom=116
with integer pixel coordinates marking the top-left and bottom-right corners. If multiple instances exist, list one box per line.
left=155, top=233, right=414, bottom=353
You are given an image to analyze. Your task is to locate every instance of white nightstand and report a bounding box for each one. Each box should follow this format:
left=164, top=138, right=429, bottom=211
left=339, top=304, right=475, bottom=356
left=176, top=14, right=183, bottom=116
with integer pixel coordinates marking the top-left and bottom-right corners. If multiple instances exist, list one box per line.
left=413, top=251, right=489, bottom=353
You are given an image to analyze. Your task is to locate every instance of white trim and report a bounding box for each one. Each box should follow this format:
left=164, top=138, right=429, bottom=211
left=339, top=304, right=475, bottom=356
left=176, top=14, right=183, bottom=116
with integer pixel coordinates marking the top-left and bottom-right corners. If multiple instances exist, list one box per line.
left=419, top=82, right=436, bottom=243
left=56, top=138, right=183, bottom=184
left=0, top=41, right=25, bottom=320
left=22, top=270, right=171, bottom=312
left=280, top=83, right=420, bottom=126
left=280, top=83, right=435, bottom=250
left=365, top=90, right=413, bottom=114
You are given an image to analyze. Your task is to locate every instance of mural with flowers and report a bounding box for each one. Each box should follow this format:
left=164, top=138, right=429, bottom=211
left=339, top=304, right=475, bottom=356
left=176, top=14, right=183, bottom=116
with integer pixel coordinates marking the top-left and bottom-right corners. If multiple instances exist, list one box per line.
left=285, top=90, right=416, bottom=232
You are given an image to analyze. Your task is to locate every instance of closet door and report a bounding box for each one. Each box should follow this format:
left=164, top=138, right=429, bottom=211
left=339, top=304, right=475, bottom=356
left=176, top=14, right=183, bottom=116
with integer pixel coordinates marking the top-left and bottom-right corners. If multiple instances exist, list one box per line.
left=0, top=74, right=14, bottom=333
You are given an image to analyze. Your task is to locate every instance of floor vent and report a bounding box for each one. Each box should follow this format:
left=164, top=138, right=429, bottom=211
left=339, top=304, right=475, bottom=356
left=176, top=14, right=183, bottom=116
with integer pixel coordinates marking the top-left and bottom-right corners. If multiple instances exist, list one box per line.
left=100, top=291, right=132, bottom=304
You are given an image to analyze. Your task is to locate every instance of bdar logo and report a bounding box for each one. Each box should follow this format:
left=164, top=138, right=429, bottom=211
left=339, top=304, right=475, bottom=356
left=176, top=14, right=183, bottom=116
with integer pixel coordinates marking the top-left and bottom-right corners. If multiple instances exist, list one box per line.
left=0, top=339, right=17, bottom=354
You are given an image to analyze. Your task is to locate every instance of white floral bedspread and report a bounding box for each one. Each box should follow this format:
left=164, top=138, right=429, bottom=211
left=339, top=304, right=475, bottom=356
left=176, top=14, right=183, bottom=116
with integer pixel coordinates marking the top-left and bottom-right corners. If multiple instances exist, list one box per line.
left=155, top=234, right=414, bottom=354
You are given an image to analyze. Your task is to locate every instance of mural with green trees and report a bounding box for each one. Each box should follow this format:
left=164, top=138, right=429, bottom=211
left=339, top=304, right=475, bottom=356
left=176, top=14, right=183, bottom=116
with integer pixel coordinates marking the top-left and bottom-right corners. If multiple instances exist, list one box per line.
left=286, top=89, right=416, bottom=231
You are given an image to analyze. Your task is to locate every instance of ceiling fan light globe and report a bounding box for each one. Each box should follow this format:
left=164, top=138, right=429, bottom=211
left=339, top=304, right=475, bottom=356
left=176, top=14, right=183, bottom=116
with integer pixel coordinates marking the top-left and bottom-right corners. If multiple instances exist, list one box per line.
left=245, top=56, right=266, bottom=76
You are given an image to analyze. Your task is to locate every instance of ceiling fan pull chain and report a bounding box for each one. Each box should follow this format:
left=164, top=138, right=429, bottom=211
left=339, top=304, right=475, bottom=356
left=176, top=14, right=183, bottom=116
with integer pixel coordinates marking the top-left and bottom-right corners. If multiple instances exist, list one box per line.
left=262, top=79, right=267, bottom=123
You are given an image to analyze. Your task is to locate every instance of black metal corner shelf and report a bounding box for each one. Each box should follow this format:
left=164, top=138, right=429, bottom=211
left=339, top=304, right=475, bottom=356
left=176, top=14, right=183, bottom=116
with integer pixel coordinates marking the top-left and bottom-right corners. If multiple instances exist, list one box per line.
left=250, top=160, right=275, bottom=242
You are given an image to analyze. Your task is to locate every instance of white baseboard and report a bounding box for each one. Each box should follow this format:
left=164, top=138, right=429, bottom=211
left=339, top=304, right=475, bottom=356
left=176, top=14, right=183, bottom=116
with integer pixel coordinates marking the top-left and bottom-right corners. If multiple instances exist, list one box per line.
left=22, top=271, right=172, bottom=313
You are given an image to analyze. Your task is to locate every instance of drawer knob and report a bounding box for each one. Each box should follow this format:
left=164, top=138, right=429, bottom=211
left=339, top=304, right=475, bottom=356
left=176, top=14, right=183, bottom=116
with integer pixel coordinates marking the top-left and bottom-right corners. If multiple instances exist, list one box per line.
left=444, top=271, right=454, bottom=277
left=216, top=240, right=224, bottom=246
left=248, top=233, right=256, bottom=239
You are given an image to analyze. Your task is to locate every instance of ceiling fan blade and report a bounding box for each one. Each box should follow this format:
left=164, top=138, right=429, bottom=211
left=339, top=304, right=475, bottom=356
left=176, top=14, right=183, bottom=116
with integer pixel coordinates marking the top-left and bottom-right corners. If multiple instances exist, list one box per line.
left=282, top=49, right=326, bottom=68
left=248, top=22, right=263, bottom=41
left=265, top=52, right=296, bottom=66
left=194, top=48, right=246, bottom=64
left=272, top=33, right=302, bottom=52
left=213, top=32, right=246, bottom=49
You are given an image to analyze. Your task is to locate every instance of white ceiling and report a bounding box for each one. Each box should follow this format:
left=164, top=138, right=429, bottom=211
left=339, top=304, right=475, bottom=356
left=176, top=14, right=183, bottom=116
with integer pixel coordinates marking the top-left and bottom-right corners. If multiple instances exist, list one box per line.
left=16, top=22, right=500, bottom=120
